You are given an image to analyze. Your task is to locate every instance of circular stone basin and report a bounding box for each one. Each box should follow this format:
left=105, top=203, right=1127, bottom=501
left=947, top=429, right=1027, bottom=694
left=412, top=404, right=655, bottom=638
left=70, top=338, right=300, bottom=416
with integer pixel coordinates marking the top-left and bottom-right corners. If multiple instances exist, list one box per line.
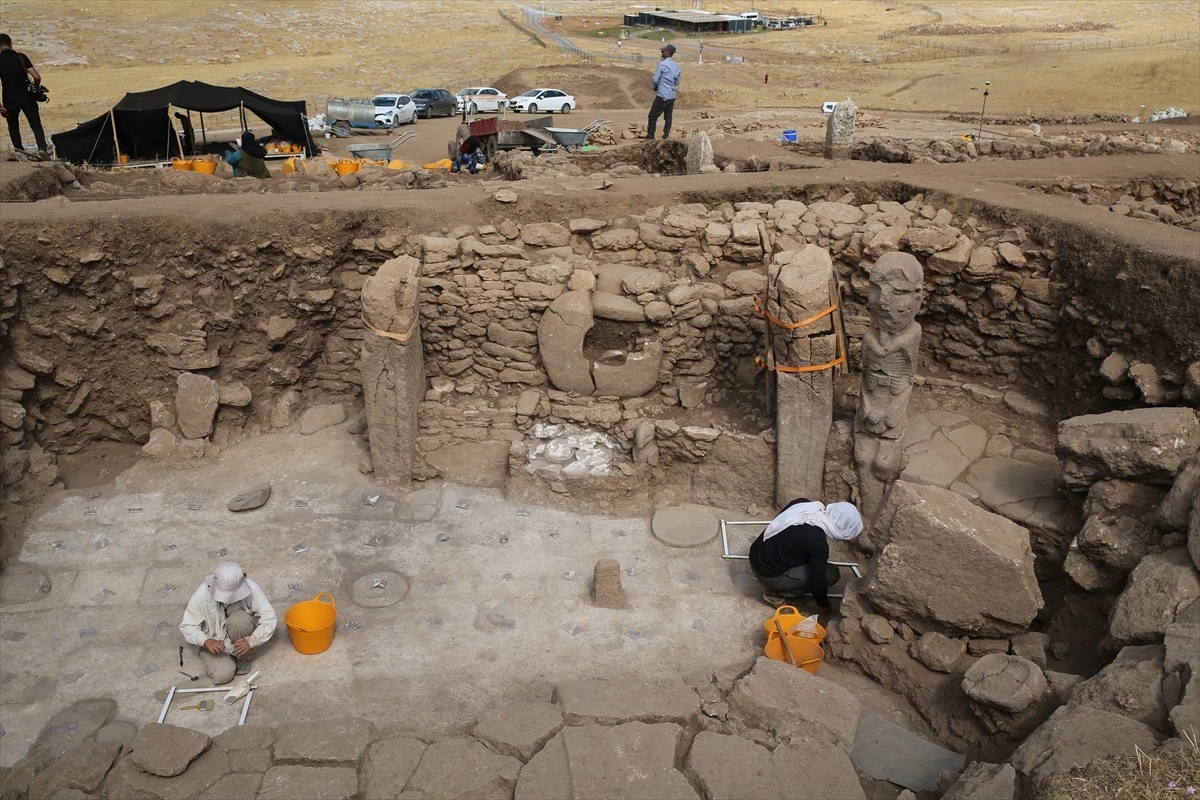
left=652, top=505, right=719, bottom=548
left=0, top=568, right=52, bottom=605
left=350, top=571, right=410, bottom=608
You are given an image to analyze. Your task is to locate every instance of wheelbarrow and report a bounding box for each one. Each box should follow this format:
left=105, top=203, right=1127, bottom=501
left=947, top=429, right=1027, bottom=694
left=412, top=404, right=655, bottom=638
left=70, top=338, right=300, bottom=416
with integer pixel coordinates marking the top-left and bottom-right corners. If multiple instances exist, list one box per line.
left=346, top=131, right=417, bottom=161
left=541, top=119, right=613, bottom=152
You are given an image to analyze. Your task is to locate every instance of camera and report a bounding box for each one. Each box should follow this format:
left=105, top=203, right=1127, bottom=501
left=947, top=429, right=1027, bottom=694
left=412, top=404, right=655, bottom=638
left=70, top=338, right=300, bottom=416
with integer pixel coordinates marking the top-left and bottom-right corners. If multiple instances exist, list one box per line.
left=27, top=83, right=49, bottom=103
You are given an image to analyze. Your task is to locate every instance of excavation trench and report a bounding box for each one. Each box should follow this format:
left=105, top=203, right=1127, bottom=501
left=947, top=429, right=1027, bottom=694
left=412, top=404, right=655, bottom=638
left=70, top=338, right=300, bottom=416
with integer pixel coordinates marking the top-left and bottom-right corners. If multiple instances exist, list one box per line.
left=0, top=170, right=1196, bottom=787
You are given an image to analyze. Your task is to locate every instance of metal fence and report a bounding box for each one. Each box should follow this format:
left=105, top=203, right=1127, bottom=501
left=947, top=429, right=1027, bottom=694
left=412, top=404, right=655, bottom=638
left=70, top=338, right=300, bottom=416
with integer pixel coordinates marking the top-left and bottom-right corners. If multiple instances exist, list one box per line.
left=874, top=29, right=1196, bottom=62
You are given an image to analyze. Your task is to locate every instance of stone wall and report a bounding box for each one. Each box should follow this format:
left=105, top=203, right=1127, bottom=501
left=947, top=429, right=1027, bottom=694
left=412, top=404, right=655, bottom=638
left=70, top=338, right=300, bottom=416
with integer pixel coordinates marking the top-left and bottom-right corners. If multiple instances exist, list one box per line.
left=1, top=183, right=1195, bottom=538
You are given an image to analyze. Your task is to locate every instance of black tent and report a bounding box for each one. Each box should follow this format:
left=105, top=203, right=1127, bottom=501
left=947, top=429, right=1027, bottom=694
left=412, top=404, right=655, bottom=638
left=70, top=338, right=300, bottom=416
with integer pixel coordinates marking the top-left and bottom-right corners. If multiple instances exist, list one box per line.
left=52, top=80, right=317, bottom=166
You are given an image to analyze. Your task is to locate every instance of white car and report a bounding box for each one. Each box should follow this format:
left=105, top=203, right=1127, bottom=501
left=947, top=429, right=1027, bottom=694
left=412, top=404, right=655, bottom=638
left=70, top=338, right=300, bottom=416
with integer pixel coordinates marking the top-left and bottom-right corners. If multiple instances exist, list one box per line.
left=373, top=94, right=418, bottom=127
left=508, top=88, right=576, bottom=114
left=455, top=87, right=508, bottom=114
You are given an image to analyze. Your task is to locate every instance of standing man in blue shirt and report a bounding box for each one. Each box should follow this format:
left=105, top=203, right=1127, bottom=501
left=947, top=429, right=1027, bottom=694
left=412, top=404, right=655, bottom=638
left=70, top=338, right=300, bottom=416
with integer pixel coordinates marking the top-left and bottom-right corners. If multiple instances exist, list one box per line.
left=647, top=43, right=681, bottom=141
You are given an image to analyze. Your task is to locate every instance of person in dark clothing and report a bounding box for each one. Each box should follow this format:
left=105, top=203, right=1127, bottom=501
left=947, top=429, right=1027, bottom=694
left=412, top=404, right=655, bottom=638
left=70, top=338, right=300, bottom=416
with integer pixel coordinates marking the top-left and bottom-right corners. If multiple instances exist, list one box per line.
left=175, top=111, right=195, bottom=156
left=225, top=131, right=270, bottom=178
left=0, top=33, right=49, bottom=159
left=453, top=135, right=483, bottom=174
left=749, top=498, right=864, bottom=613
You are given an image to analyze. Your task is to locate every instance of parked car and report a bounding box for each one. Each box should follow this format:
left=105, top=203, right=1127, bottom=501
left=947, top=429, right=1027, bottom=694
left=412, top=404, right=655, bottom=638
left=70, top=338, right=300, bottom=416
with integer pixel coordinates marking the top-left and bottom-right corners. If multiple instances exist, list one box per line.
left=409, top=88, right=457, bottom=118
left=373, top=94, right=418, bottom=126
left=508, top=88, right=576, bottom=114
left=455, top=87, right=508, bottom=114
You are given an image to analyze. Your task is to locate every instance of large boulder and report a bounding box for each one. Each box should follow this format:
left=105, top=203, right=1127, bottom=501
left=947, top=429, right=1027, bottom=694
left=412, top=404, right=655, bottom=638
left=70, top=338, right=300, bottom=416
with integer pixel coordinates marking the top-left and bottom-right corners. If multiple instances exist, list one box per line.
left=1076, top=515, right=1155, bottom=573
left=862, top=482, right=1043, bottom=636
left=537, top=290, right=594, bottom=395
left=1109, top=548, right=1200, bottom=644
left=727, top=657, right=861, bottom=752
left=1057, top=408, right=1200, bottom=488
left=26, top=741, right=121, bottom=800
left=1067, top=644, right=1167, bottom=731
left=1008, top=706, right=1163, bottom=783
left=1155, top=453, right=1200, bottom=531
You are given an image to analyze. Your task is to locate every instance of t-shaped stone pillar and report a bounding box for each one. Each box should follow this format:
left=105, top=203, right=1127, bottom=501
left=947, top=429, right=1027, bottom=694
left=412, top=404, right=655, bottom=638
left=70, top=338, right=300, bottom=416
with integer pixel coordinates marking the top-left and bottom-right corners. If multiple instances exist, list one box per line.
left=361, top=255, right=425, bottom=486
left=770, top=246, right=837, bottom=504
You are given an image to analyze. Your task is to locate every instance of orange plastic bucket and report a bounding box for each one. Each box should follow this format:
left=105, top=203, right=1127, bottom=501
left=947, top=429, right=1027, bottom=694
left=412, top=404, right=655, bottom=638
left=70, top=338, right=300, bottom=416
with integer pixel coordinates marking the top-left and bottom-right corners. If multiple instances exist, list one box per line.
left=333, top=159, right=361, bottom=176
left=765, top=630, right=825, bottom=675
left=192, top=160, right=218, bottom=175
left=284, top=592, right=337, bottom=654
left=172, top=159, right=194, bottom=171
left=762, top=605, right=826, bottom=643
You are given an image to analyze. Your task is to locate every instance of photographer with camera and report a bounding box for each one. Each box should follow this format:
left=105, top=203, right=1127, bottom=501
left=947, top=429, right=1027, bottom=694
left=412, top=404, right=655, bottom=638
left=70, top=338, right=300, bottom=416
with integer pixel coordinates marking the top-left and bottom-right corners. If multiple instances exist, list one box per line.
left=0, top=33, right=50, bottom=161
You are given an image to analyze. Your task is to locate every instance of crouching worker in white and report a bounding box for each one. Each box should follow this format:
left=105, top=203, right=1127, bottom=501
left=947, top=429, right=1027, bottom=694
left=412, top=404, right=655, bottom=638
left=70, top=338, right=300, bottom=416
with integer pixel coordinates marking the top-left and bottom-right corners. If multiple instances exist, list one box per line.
left=179, top=562, right=277, bottom=685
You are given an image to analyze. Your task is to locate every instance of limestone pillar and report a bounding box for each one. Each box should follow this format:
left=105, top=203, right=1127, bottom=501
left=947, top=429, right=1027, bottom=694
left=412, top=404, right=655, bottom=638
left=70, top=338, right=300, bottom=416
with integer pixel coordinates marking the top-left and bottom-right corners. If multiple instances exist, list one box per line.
left=824, top=98, right=857, bottom=160
left=771, top=245, right=837, bottom=505
left=361, top=255, right=425, bottom=485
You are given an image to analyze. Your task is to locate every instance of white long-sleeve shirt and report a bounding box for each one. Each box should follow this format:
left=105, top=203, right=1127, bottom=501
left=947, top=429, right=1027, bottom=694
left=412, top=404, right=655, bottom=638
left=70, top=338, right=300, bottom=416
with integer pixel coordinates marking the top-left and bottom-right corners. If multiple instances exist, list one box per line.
left=179, top=578, right=277, bottom=653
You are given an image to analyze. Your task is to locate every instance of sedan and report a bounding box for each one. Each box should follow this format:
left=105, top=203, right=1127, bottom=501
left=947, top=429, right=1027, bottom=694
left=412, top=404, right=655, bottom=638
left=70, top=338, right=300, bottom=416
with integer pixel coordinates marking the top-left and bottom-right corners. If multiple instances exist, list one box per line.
left=409, top=88, right=457, bottom=118
left=508, top=88, right=576, bottom=115
left=373, top=94, right=418, bottom=127
left=455, top=87, right=508, bottom=114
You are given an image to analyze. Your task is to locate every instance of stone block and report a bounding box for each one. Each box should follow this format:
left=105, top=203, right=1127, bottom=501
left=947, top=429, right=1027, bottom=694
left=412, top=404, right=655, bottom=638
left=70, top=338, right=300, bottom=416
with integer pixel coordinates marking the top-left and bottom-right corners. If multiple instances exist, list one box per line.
left=299, top=404, right=346, bottom=434
left=562, top=723, right=698, bottom=800
left=1068, top=644, right=1166, bottom=730
left=174, top=373, right=218, bottom=440
left=1109, top=549, right=1200, bottom=644
left=941, top=762, right=1016, bottom=800
left=688, top=730, right=864, bottom=800
left=257, top=765, right=359, bottom=800
left=538, top=291, right=594, bottom=395
left=962, top=654, right=1048, bottom=713
left=590, top=559, right=629, bottom=610
left=1008, top=706, right=1162, bottom=783
left=129, top=723, right=210, bottom=778
left=473, top=701, right=563, bottom=762
left=405, top=738, right=520, bottom=800
left=103, top=745, right=230, bottom=799
left=273, top=718, right=373, bottom=764
left=362, top=737, right=426, bottom=800
left=727, top=657, right=861, bottom=752
left=26, top=741, right=121, bottom=800
left=911, top=632, right=966, bottom=673
left=1057, top=408, right=1200, bottom=488
left=863, top=482, right=1043, bottom=637
left=520, top=223, right=570, bottom=248
left=553, top=678, right=699, bottom=725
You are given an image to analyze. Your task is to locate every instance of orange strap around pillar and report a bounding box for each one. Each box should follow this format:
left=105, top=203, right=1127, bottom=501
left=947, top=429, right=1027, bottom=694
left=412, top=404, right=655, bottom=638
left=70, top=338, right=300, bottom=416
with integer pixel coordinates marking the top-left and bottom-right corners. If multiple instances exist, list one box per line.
left=361, top=314, right=418, bottom=343
left=753, top=298, right=839, bottom=330
left=754, top=353, right=847, bottom=374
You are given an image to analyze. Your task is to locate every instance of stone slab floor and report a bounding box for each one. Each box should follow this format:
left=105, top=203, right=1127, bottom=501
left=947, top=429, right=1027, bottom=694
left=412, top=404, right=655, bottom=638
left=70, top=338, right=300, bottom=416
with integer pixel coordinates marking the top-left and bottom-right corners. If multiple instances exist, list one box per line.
left=0, top=421, right=932, bottom=769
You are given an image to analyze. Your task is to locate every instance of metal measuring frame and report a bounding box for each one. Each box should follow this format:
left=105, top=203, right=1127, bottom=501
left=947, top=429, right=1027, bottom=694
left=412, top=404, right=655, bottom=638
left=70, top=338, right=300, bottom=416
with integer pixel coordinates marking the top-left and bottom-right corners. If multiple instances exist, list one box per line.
left=156, top=683, right=257, bottom=726
left=720, top=519, right=863, bottom=598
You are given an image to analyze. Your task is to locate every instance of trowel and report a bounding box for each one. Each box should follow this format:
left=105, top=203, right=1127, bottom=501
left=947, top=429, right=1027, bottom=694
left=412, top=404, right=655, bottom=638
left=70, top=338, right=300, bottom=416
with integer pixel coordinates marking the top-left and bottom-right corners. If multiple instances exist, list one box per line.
left=223, top=670, right=261, bottom=705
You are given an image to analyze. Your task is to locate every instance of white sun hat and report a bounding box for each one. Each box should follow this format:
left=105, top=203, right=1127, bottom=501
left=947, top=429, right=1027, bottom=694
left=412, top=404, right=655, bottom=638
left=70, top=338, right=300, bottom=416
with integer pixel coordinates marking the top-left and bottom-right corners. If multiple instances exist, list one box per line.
left=210, top=562, right=251, bottom=604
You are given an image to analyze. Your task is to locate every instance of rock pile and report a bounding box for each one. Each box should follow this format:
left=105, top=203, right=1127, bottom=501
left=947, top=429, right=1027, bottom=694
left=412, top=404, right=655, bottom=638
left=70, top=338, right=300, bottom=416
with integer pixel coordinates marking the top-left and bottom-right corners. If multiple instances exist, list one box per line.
left=1024, top=177, right=1199, bottom=231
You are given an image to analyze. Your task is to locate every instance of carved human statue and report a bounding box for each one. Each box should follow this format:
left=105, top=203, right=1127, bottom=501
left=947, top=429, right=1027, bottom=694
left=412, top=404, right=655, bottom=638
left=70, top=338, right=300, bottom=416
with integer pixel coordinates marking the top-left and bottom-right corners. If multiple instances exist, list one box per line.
left=853, top=251, right=925, bottom=520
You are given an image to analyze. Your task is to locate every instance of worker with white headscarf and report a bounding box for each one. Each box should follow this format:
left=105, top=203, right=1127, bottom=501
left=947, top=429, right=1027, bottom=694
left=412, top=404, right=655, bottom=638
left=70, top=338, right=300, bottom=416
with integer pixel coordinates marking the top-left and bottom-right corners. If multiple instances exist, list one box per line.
left=749, top=498, right=864, bottom=612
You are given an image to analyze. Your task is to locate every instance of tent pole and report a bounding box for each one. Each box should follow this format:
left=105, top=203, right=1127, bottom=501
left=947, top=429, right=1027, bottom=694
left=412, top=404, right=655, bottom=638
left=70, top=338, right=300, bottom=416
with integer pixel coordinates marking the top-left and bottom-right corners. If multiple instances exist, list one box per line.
left=200, top=112, right=208, bottom=147
left=239, top=101, right=247, bottom=131
left=109, top=108, right=124, bottom=166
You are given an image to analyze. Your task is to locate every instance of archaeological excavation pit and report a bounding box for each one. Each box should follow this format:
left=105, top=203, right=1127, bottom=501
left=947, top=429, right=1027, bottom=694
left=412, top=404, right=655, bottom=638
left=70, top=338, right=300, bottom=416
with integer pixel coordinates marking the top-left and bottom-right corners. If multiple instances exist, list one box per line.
left=0, top=163, right=1197, bottom=799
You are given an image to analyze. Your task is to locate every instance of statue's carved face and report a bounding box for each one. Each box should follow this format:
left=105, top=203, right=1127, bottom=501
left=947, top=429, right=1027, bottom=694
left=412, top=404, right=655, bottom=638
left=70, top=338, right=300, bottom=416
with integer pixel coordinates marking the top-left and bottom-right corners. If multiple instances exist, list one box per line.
left=868, top=256, right=923, bottom=334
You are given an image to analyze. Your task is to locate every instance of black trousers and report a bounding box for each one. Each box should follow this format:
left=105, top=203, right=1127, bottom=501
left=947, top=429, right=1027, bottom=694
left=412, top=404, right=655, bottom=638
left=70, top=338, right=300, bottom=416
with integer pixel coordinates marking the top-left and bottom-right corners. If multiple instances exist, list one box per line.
left=3, top=93, right=47, bottom=153
left=647, top=96, right=675, bottom=139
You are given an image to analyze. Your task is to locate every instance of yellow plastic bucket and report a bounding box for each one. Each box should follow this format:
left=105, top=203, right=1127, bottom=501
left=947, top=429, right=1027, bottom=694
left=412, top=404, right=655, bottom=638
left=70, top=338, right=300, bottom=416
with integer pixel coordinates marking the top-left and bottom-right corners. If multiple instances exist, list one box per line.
left=192, top=160, right=218, bottom=175
left=284, top=593, right=337, bottom=655
left=172, top=159, right=194, bottom=171
left=765, top=630, right=824, bottom=675
left=762, top=605, right=826, bottom=643
left=333, top=159, right=361, bottom=176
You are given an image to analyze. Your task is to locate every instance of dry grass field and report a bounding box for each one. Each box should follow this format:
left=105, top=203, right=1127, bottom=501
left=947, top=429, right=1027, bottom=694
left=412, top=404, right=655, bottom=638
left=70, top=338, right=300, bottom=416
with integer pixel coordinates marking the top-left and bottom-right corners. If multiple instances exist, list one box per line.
left=1, top=0, right=1197, bottom=139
